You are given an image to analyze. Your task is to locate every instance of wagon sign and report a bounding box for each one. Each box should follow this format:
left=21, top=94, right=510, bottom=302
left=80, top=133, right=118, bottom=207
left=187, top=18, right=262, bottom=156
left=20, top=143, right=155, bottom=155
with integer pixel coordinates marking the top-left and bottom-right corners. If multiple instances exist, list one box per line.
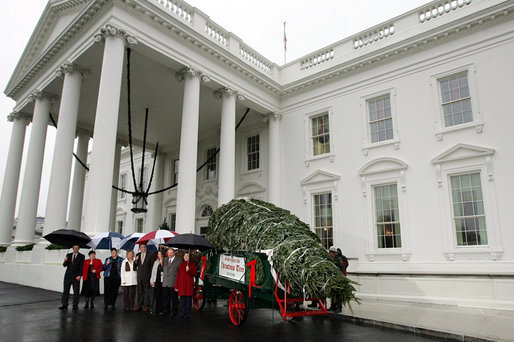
left=219, top=254, right=245, bottom=282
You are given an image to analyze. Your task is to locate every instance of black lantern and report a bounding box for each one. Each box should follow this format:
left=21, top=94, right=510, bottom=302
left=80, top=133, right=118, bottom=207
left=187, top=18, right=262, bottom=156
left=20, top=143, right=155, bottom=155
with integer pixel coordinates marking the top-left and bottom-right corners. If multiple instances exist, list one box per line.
left=132, top=192, right=148, bottom=213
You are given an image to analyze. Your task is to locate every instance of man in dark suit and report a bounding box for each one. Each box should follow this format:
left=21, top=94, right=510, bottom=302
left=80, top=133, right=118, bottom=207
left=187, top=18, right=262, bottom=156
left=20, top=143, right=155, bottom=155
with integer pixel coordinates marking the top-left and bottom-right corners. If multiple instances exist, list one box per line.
left=59, top=245, right=84, bottom=310
left=161, top=248, right=182, bottom=315
left=134, top=244, right=157, bottom=312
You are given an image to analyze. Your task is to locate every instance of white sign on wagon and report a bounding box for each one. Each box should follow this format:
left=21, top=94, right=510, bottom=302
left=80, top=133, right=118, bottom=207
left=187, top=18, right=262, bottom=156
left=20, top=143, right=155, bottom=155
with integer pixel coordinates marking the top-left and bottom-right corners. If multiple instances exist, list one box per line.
left=219, top=254, right=245, bottom=282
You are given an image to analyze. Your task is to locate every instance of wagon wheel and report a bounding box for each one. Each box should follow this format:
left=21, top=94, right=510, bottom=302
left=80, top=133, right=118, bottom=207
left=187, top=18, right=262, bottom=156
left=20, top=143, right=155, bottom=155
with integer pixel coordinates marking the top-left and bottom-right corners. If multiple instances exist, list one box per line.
left=228, top=289, right=249, bottom=326
left=279, top=302, right=294, bottom=322
left=193, top=285, right=206, bottom=311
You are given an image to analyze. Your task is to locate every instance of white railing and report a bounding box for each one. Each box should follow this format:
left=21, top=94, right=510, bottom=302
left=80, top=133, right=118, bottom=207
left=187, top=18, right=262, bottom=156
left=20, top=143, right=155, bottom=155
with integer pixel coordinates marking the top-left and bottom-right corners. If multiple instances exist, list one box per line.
left=419, top=0, right=472, bottom=23
left=154, top=0, right=192, bottom=24
left=205, top=22, right=228, bottom=46
left=300, top=48, right=335, bottom=70
left=240, top=45, right=273, bottom=75
left=353, top=23, right=395, bottom=49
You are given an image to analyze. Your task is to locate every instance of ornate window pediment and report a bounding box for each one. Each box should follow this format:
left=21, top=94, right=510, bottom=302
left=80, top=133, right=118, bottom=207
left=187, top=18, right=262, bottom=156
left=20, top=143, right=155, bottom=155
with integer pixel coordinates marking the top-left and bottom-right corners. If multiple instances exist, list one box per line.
left=358, top=157, right=407, bottom=176
left=301, top=170, right=340, bottom=185
left=431, top=143, right=494, bottom=165
left=238, top=182, right=266, bottom=197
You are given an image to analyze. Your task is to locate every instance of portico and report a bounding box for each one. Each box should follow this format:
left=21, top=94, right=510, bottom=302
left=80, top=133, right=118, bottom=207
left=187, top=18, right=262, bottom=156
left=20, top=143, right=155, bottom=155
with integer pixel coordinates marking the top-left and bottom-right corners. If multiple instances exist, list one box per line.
left=0, top=1, right=279, bottom=244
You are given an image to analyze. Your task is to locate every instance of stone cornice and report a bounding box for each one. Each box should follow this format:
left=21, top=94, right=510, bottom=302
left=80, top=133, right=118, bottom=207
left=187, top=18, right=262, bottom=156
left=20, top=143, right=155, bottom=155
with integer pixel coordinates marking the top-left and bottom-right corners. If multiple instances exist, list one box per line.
left=4, top=0, right=512, bottom=103
left=4, top=0, right=111, bottom=99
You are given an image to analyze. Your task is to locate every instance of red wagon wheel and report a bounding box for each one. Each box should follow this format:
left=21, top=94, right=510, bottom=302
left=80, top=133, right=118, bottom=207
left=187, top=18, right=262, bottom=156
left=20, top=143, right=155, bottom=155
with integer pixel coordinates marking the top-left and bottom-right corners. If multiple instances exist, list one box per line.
left=228, top=289, right=249, bottom=326
left=193, top=285, right=206, bottom=311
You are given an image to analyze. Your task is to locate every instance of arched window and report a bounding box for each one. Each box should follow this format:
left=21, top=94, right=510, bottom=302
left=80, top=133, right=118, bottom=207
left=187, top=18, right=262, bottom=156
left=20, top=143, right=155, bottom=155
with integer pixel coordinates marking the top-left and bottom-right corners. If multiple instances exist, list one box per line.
left=201, top=205, right=213, bottom=217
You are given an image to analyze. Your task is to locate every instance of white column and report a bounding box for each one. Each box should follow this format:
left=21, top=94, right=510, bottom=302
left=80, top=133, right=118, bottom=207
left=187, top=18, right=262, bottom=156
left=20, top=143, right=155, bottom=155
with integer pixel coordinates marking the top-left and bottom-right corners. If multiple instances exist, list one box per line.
left=149, top=153, right=164, bottom=229
left=268, top=112, right=281, bottom=206
left=82, top=25, right=135, bottom=235
left=43, top=64, right=83, bottom=237
left=13, top=93, right=52, bottom=246
left=217, top=88, right=237, bottom=206
left=67, top=132, right=89, bottom=231
left=0, top=113, right=29, bottom=245
left=109, top=143, right=122, bottom=232
left=175, top=68, right=201, bottom=234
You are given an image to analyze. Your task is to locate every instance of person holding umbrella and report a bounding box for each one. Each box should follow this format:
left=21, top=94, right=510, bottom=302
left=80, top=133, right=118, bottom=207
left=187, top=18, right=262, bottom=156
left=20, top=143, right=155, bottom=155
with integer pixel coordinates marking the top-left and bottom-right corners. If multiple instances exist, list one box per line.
left=81, top=250, right=102, bottom=309
left=121, top=250, right=138, bottom=311
left=59, top=245, right=85, bottom=310
left=102, top=248, right=124, bottom=310
left=162, top=248, right=182, bottom=316
left=150, top=250, right=165, bottom=314
left=174, top=252, right=197, bottom=319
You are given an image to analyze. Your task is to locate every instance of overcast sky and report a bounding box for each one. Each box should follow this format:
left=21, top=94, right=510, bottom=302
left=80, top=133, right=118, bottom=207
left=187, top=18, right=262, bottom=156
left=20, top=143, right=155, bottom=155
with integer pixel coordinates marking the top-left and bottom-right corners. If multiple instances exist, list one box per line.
left=0, top=0, right=428, bottom=216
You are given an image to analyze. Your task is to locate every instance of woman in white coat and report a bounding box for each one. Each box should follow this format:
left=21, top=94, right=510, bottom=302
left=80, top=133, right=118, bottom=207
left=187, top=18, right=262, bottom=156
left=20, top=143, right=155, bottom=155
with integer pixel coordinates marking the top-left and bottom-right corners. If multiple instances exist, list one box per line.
left=121, top=250, right=137, bottom=311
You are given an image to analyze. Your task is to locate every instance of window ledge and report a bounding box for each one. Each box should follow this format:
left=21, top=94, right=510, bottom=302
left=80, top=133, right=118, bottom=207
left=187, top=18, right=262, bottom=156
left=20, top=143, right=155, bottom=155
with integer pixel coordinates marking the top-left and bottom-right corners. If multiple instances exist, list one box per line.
left=202, top=178, right=217, bottom=185
left=240, top=168, right=262, bottom=177
left=366, top=250, right=411, bottom=262
left=435, top=121, right=484, bottom=141
left=304, top=153, right=335, bottom=167
left=362, top=139, right=400, bottom=156
left=444, top=247, right=503, bottom=261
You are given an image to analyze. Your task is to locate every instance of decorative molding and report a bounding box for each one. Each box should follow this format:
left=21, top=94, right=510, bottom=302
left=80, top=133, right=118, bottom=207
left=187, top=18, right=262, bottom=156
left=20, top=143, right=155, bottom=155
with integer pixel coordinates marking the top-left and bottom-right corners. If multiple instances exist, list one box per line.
left=175, top=67, right=201, bottom=82
left=444, top=250, right=504, bottom=261
left=93, top=24, right=137, bottom=45
left=7, top=112, right=31, bottom=124
left=366, top=252, right=411, bottom=262
left=214, top=87, right=237, bottom=99
left=431, top=143, right=495, bottom=165
left=54, top=62, right=89, bottom=78
left=300, top=169, right=340, bottom=186
left=28, top=90, right=59, bottom=103
left=358, top=157, right=408, bottom=176
left=270, top=112, right=282, bottom=121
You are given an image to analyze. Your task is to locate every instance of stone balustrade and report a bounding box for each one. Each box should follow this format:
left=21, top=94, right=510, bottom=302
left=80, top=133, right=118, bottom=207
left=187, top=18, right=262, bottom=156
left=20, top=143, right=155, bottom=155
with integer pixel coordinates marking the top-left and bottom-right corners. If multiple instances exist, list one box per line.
left=205, top=21, right=228, bottom=46
left=419, top=0, right=472, bottom=23
left=154, top=0, right=192, bottom=23
left=239, top=44, right=273, bottom=75
left=353, top=24, right=395, bottom=49
left=300, top=48, right=335, bottom=70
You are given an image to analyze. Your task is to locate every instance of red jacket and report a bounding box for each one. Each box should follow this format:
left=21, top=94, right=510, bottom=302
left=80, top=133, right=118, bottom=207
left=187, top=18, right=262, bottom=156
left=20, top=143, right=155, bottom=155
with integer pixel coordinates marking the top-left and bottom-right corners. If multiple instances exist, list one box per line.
left=82, top=258, right=103, bottom=280
left=174, top=261, right=197, bottom=296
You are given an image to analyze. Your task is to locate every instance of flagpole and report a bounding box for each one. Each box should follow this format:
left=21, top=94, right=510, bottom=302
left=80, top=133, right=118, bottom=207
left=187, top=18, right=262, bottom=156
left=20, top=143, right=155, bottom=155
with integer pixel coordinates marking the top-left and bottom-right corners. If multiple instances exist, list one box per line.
left=283, top=21, right=287, bottom=64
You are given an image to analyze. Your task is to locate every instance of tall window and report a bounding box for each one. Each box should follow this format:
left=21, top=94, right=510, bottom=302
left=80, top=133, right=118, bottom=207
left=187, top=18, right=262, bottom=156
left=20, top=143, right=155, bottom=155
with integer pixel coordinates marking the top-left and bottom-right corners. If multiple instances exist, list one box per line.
left=247, top=135, right=260, bottom=170
left=313, top=193, right=333, bottom=249
left=168, top=213, right=176, bottom=232
left=311, top=113, right=330, bottom=156
left=173, top=159, right=179, bottom=184
left=450, top=172, right=487, bottom=246
left=368, top=95, right=393, bottom=143
left=116, top=220, right=123, bottom=234
left=135, top=218, right=144, bottom=233
left=119, top=174, right=127, bottom=199
left=374, top=184, right=401, bottom=248
left=206, top=148, right=217, bottom=180
left=439, top=72, right=472, bottom=127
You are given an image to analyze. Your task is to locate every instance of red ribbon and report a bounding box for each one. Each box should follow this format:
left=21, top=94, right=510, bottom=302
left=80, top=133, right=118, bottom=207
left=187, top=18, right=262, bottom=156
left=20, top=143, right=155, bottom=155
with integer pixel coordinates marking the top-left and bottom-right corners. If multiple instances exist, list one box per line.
left=246, top=259, right=261, bottom=298
left=200, top=256, right=207, bottom=280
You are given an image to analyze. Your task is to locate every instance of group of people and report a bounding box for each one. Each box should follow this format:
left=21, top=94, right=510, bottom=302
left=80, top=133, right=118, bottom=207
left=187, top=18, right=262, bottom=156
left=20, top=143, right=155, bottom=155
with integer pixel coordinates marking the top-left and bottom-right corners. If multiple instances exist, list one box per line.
left=58, top=244, right=198, bottom=319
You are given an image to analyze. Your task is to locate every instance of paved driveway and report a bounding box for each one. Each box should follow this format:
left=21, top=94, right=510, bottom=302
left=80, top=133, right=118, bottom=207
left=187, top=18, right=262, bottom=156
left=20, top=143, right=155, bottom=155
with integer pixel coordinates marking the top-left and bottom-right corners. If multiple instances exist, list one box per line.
left=0, top=282, right=443, bottom=342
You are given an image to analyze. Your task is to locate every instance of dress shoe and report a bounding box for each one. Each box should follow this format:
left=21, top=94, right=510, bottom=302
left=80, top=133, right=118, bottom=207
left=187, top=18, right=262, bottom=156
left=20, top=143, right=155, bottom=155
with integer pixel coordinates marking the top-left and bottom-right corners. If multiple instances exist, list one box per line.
left=104, top=306, right=109, bottom=311
left=133, top=307, right=141, bottom=312
left=58, top=306, right=68, bottom=310
left=84, top=303, right=89, bottom=309
left=72, top=306, right=79, bottom=311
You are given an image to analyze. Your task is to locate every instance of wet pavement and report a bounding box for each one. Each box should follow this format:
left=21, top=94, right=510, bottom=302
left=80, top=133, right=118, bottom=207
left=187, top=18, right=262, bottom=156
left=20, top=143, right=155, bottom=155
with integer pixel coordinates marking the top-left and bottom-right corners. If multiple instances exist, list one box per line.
left=0, top=281, right=444, bottom=342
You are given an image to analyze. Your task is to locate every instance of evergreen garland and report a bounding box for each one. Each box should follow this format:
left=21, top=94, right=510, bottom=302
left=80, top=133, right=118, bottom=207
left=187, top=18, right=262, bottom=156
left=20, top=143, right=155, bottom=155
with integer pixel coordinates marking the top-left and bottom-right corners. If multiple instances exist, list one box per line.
left=207, top=198, right=359, bottom=309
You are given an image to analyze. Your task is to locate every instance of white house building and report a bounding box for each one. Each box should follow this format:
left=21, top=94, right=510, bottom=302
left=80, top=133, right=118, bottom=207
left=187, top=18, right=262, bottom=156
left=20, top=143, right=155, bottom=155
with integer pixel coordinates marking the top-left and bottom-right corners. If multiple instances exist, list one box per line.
left=0, top=0, right=513, bottom=330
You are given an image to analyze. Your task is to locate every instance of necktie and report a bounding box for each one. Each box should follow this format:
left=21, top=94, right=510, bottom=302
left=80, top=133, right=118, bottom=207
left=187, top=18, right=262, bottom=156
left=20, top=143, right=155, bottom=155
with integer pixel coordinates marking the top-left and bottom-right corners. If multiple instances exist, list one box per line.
left=141, top=253, right=145, bottom=265
left=168, top=258, right=171, bottom=266
left=72, top=254, right=76, bottom=264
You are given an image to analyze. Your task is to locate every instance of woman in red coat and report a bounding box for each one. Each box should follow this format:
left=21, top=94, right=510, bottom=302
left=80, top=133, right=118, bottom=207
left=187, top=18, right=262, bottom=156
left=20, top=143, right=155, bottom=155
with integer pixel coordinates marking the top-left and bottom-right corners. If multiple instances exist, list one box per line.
left=81, top=250, right=103, bottom=309
left=174, top=252, right=197, bottom=319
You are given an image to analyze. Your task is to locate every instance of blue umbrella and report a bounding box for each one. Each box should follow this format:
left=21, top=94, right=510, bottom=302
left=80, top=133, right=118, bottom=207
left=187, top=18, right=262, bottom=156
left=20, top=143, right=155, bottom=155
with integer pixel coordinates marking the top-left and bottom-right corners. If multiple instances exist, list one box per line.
left=87, top=232, right=124, bottom=250
left=116, top=233, right=158, bottom=253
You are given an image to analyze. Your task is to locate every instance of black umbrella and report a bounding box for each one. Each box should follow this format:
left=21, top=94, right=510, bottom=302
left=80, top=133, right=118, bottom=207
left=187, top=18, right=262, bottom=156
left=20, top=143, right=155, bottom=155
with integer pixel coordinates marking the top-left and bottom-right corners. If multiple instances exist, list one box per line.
left=43, top=229, right=91, bottom=248
left=164, top=233, right=213, bottom=251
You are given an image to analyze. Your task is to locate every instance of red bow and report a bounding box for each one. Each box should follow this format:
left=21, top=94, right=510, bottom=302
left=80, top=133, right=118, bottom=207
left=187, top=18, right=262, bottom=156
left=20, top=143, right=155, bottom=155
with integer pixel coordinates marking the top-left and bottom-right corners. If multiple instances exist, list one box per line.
left=200, top=256, right=207, bottom=280
left=246, top=259, right=261, bottom=298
